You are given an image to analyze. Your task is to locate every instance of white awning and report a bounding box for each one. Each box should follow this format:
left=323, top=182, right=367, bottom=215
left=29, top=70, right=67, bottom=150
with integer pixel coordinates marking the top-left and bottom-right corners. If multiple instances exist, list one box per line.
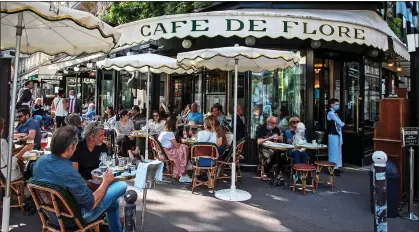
left=116, top=9, right=409, bottom=61
left=38, top=53, right=104, bottom=75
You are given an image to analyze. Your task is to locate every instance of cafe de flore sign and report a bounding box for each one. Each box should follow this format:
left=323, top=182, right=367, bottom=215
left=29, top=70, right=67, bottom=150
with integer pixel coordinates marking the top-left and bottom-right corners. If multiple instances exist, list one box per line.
left=115, top=9, right=408, bottom=59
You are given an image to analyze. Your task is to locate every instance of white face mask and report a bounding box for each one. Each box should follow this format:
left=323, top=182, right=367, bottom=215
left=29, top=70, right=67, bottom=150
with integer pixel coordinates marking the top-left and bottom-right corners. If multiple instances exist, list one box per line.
left=69, top=95, right=75, bottom=99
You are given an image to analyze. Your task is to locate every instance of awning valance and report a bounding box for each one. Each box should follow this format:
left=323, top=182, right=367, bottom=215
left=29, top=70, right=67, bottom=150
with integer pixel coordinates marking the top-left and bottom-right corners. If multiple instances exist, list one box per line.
left=116, top=9, right=409, bottom=61
left=38, top=53, right=104, bottom=75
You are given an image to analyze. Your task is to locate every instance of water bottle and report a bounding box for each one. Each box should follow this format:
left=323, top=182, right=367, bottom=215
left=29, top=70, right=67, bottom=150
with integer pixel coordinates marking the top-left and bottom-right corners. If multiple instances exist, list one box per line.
left=111, top=154, right=116, bottom=167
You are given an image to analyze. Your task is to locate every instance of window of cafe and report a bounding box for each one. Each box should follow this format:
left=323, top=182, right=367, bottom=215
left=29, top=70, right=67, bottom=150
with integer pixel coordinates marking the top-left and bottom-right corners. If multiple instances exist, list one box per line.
left=205, top=71, right=227, bottom=114
left=100, top=70, right=115, bottom=115
left=250, top=54, right=306, bottom=139
left=363, top=58, right=381, bottom=130
left=119, top=71, right=134, bottom=111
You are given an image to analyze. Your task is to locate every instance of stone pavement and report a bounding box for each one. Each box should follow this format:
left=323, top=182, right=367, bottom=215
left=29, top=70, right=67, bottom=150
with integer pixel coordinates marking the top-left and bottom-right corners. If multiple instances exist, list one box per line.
left=1, top=167, right=418, bottom=231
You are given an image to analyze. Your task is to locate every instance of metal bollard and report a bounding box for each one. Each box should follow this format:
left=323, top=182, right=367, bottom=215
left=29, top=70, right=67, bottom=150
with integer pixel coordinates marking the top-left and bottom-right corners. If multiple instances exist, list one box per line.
left=372, top=151, right=388, bottom=232
left=400, top=147, right=419, bottom=221
left=123, top=190, right=138, bottom=232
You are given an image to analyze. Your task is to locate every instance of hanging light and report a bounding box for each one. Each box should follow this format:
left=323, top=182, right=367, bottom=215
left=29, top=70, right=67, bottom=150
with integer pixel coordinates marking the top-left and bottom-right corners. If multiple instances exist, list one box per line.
left=396, top=60, right=402, bottom=72
left=368, top=49, right=379, bottom=57
left=182, top=39, right=192, bottom=49
left=63, top=69, right=69, bottom=74
left=245, top=36, right=256, bottom=46
left=310, top=40, right=321, bottom=49
left=74, top=66, right=80, bottom=72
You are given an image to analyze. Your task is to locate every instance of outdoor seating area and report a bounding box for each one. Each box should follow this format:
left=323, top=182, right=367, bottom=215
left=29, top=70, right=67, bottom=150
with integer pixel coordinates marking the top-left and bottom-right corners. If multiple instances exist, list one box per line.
left=1, top=2, right=419, bottom=232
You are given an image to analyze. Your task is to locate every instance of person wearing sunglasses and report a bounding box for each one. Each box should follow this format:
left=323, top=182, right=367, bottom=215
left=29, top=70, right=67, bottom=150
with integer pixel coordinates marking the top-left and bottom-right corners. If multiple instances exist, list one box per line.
left=257, top=116, right=284, bottom=181
left=15, top=108, right=42, bottom=150
left=146, top=110, right=166, bottom=136
left=327, top=98, right=345, bottom=176
left=285, top=116, right=301, bottom=144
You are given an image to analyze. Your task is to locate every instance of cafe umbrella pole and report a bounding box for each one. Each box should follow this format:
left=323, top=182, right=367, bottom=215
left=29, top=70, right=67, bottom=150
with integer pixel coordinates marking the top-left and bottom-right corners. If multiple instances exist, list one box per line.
left=214, top=59, right=252, bottom=201
left=2, top=12, right=23, bottom=232
left=145, top=68, right=150, bottom=160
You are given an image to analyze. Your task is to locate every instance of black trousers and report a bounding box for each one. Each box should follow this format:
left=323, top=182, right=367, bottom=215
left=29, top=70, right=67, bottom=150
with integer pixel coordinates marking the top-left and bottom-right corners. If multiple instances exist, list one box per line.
left=55, top=116, right=66, bottom=128
left=117, top=135, right=135, bottom=157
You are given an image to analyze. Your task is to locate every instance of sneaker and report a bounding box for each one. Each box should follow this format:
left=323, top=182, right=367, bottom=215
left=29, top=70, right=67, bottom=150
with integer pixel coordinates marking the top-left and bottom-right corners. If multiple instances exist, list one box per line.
left=179, top=175, right=192, bottom=183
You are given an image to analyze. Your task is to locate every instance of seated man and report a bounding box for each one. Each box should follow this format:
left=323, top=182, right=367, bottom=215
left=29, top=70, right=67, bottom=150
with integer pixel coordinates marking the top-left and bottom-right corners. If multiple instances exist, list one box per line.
left=285, top=117, right=309, bottom=164
left=15, top=108, right=42, bottom=150
left=71, top=122, right=126, bottom=225
left=257, top=116, right=284, bottom=181
left=32, top=126, right=127, bottom=232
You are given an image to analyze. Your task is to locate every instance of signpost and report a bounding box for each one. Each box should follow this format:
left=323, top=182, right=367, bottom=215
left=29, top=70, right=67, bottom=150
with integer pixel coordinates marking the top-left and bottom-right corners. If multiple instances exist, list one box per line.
left=400, top=127, right=419, bottom=221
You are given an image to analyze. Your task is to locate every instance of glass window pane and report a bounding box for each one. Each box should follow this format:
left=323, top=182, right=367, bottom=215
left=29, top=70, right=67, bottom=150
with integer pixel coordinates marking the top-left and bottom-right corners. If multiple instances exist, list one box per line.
left=250, top=54, right=306, bottom=138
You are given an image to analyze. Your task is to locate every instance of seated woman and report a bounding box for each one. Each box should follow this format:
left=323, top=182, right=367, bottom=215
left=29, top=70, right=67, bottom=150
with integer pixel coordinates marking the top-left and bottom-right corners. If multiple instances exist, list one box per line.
left=115, top=110, right=135, bottom=159
left=82, top=103, right=95, bottom=121
left=32, top=98, right=51, bottom=130
left=0, top=118, right=34, bottom=182
left=285, top=118, right=309, bottom=164
left=158, top=117, right=192, bottom=183
left=103, top=106, right=116, bottom=124
left=197, top=115, right=225, bottom=157
left=145, top=110, right=166, bottom=136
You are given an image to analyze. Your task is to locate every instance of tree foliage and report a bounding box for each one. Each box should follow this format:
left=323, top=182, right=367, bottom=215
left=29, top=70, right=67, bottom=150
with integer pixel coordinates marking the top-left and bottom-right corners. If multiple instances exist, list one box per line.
left=101, top=2, right=212, bottom=26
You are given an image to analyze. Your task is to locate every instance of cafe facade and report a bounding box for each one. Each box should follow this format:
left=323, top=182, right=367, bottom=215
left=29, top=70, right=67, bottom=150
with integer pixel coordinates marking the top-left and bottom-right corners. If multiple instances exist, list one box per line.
left=96, top=3, right=409, bottom=169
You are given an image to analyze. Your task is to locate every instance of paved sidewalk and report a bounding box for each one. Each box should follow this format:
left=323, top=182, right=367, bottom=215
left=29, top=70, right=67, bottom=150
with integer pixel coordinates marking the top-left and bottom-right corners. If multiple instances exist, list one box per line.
left=2, top=167, right=418, bottom=231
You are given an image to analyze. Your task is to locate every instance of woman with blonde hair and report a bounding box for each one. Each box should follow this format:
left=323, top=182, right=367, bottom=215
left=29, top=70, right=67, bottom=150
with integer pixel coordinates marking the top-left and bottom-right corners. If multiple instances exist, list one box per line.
left=198, top=114, right=226, bottom=155
left=158, top=117, right=192, bottom=183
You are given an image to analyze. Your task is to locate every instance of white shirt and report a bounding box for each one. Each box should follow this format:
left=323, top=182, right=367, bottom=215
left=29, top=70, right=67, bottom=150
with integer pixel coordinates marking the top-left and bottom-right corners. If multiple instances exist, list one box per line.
left=144, top=119, right=166, bottom=135
left=0, top=139, right=22, bottom=182
left=53, top=97, right=68, bottom=117
left=158, top=131, right=175, bottom=149
left=197, top=130, right=217, bottom=144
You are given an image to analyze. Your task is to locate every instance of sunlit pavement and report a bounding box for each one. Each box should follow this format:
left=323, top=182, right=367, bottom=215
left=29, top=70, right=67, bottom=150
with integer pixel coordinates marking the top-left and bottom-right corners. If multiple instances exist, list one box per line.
left=1, top=168, right=418, bottom=232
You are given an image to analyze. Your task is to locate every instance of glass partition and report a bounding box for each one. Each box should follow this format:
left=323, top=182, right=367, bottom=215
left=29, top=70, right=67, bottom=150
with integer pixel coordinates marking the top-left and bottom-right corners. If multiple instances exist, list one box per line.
left=250, top=54, right=306, bottom=138
left=343, top=62, right=360, bottom=132
left=363, top=59, right=381, bottom=130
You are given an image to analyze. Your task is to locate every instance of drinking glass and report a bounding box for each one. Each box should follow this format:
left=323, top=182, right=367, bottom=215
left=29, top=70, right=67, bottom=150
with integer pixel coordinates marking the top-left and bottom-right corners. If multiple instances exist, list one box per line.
left=27, top=139, right=34, bottom=145
left=40, top=138, right=48, bottom=150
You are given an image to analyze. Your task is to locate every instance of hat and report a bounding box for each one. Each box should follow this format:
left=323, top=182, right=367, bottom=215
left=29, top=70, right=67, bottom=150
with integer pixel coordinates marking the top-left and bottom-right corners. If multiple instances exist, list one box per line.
left=296, top=122, right=306, bottom=131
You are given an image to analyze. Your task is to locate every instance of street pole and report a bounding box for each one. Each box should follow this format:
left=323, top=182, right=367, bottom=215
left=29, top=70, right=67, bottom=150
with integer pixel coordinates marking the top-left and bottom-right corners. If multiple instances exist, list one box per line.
left=123, top=190, right=138, bottom=232
left=400, top=147, right=419, bottom=221
left=372, top=151, right=388, bottom=232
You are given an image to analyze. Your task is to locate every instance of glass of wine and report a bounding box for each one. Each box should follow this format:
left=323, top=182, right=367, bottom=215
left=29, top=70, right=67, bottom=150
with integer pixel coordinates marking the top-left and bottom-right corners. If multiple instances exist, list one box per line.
left=40, top=138, right=48, bottom=150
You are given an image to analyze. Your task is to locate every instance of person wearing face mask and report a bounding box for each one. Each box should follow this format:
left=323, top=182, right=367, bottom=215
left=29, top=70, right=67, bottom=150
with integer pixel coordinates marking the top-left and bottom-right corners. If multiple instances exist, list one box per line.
left=257, top=116, right=284, bottom=181
left=67, top=90, right=82, bottom=115
left=327, top=98, right=345, bottom=176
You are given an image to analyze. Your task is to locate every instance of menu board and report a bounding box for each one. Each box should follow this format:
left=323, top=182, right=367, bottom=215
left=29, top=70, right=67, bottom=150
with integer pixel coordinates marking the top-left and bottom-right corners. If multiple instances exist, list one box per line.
left=401, top=127, right=419, bottom=147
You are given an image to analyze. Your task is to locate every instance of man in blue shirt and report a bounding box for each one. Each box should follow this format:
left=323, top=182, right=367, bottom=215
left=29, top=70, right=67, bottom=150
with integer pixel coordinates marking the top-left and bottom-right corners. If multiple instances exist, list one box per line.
left=15, top=108, right=42, bottom=150
left=32, top=126, right=127, bottom=232
left=187, top=103, right=203, bottom=125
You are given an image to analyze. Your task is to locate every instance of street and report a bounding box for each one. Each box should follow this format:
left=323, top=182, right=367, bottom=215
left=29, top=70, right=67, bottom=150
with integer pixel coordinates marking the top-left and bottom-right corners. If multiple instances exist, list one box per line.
left=2, top=167, right=417, bottom=232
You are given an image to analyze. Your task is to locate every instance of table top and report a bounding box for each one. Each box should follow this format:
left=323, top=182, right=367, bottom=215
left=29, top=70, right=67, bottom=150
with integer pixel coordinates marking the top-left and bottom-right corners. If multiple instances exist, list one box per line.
left=22, top=150, right=50, bottom=161
left=261, top=141, right=295, bottom=151
left=181, top=139, right=197, bottom=145
left=295, top=143, right=328, bottom=150
left=91, top=167, right=136, bottom=181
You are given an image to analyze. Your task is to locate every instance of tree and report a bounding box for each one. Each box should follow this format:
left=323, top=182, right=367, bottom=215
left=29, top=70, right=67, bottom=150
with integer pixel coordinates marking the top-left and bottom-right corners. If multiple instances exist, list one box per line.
left=101, top=2, right=212, bottom=26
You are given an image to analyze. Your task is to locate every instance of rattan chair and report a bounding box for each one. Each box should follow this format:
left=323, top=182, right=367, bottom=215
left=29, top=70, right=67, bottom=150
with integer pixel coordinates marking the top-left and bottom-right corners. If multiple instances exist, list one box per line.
left=216, top=138, right=245, bottom=183
left=190, top=142, right=219, bottom=193
left=27, top=179, right=104, bottom=232
left=148, top=136, right=174, bottom=177
left=0, top=172, right=25, bottom=213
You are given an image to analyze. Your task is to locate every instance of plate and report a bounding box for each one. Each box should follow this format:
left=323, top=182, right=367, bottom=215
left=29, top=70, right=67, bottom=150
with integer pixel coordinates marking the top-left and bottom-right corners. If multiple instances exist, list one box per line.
left=23, top=151, right=38, bottom=157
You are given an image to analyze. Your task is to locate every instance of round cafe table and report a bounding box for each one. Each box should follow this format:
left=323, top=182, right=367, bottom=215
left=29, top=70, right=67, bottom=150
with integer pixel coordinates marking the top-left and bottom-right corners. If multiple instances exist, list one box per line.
left=22, top=151, right=50, bottom=161
left=91, top=167, right=136, bottom=181
left=295, top=143, right=328, bottom=162
left=260, top=142, right=295, bottom=187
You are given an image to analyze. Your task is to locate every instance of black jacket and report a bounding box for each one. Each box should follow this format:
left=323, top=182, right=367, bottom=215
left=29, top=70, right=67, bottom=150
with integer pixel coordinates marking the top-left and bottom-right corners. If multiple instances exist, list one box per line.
left=232, top=114, right=246, bottom=141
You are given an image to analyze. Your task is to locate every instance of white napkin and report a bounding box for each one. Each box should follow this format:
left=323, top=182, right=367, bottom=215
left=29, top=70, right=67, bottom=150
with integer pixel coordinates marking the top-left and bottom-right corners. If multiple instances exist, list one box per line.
left=134, top=160, right=164, bottom=191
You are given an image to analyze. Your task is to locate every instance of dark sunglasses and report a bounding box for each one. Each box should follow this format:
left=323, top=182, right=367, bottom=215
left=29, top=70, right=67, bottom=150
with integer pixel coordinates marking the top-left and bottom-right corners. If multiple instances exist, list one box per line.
left=153, top=115, right=159, bottom=117
left=291, top=121, right=300, bottom=124
left=17, top=115, right=24, bottom=119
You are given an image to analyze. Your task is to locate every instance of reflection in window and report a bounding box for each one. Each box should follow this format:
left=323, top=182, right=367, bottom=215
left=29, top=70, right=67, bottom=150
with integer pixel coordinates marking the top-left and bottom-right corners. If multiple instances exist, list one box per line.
left=364, top=59, right=381, bottom=130
left=250, top=57, right=306, bottom=139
